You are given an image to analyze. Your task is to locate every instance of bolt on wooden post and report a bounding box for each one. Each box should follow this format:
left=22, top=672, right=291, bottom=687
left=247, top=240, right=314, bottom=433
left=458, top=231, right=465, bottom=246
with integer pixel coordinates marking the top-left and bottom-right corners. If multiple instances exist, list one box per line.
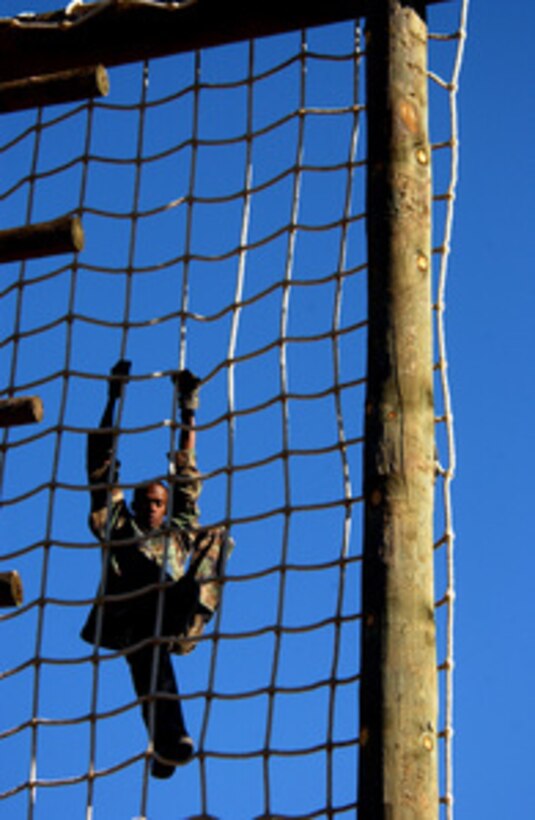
left=358, top=1, right=438, bottom=818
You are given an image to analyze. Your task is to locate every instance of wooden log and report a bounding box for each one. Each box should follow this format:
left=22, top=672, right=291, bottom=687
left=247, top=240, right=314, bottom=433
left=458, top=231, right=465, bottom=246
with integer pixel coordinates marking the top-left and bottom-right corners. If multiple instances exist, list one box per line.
left=0, top=215, right=84, bottom=263
left=358, top=1, right=438, bottom=818
left=0, top=571, right=23, bottom=607
left=0, top=0, right=448, bottom=82
left=0, top=396, right=43, bottom=427
left=0, top=65, right=109, bottom=113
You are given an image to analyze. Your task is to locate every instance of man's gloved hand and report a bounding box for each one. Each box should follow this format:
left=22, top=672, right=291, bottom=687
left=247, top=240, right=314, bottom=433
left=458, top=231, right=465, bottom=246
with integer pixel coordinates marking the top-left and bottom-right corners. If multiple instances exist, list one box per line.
left=108, top=359, right=132, bottom=402
left=173, top=369, right=201, bottom=411
left=88, top=450, right=121, bottom=486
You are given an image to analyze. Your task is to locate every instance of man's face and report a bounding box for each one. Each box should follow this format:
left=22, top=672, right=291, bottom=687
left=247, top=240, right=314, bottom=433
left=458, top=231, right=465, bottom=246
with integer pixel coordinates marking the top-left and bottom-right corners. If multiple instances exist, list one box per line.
left=134, top=483, right=168, bottom=531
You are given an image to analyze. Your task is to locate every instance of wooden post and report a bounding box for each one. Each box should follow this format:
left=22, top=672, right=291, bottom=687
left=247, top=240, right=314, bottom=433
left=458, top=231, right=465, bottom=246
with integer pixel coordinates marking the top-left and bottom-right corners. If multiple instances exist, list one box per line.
left=0, top=397, right=43, bottom=427
left=0, top=215, right=84, bottom=263
left=0, top=571, right=23, bottom=607
left=358, top=1, right=438, bottom=818
left=0, top=65, right=109, bottom=113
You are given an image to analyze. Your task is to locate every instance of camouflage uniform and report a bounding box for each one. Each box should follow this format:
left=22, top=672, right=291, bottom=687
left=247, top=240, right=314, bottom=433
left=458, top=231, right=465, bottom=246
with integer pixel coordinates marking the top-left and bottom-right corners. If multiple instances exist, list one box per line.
left=81, top=446, right=231, bottom=654
left=80, top=364, right=227, bottom=776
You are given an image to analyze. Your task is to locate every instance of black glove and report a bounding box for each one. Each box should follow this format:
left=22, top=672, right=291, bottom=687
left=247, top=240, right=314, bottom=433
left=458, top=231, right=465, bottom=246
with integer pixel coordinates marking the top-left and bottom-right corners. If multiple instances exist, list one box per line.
left=172, top=369, right=201, bottom=411
left=108, top=359, right=131, bottom=402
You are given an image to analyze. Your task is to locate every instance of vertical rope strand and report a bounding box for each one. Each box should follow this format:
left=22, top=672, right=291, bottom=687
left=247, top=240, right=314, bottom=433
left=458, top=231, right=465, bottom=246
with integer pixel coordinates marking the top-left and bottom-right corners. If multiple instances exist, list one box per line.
left=434, top=2, right=469, bottom=816
left=20, top=106, right=46, bottom=820
left=261, top=28, right=307, bottom=818
left=59, top=96, right=96, bottom=820
left=178, top=51, right=202, bottom=373
left=119, top=59, right=153, bottom=814
left=167, top=50, right=201, bottom=483
left=325, top=23, right=362, bottom=817
left=85, top=61, right=150, bottom=819
left=197, top=39, right=255, bottom=817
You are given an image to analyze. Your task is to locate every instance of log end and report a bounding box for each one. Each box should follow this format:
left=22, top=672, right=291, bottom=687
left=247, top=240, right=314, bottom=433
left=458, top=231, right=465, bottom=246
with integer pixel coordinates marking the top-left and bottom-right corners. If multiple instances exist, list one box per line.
left=70, top=216, right=85, bottom=253
left=95, top=64, right=110, bottom=97
left=0, top=570, right=23, bottom=607
left=0, top=395, right=44, bottom=427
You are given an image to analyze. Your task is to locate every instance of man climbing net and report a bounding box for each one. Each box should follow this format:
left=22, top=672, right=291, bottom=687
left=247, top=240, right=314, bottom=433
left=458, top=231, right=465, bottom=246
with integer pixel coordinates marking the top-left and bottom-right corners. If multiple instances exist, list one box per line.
left=80, top=360, right=232, bottom=779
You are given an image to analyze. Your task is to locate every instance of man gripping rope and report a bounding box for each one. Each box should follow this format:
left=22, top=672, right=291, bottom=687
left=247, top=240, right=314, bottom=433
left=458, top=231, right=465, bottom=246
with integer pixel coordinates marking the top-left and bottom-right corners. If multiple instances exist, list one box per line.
left=81, top=360, right=232, bottom=778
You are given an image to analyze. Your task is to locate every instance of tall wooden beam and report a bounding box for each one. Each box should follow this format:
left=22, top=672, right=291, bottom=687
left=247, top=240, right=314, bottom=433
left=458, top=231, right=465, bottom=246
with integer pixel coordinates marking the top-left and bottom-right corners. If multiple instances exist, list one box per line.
left=0, top=0, right=449, bottom=82
left=359, top=0, right=438, bottom=817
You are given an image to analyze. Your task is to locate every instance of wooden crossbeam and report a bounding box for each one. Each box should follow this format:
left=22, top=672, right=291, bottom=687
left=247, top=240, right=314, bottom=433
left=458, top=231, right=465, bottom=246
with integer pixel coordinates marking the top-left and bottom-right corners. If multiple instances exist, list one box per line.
left=0, top=0, right=450, bottom=82
left=0, top=215, right=84, bottom=264
left=0, top=65, right=109, bottom=113
left=0, top=397, right=44, bottom=427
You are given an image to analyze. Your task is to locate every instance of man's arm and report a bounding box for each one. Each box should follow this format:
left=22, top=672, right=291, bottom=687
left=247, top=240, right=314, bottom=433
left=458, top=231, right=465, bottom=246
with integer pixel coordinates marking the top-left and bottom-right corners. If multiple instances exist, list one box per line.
left=87, top=359, right=131, bottom=515
left=169, top=370, right=202, bottom=526
left=177, top=368, right=200, bottom=453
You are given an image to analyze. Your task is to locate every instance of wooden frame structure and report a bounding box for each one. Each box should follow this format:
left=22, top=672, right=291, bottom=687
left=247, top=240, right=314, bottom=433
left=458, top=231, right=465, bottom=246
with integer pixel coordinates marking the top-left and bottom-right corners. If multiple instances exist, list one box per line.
left=0, top=0, right=449, bottom=815
left=0, top=0, right=446, bottom=81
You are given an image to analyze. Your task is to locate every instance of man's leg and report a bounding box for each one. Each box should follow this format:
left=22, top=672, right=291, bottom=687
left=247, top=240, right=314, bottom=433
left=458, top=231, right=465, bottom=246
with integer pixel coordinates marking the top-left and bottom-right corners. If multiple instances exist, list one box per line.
left=126, top=643, right=194, bottom=778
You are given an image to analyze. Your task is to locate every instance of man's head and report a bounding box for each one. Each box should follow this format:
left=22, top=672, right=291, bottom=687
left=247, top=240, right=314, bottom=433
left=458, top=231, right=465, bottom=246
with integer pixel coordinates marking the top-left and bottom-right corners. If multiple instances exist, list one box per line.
left=132, top=481, right=169, bottom=531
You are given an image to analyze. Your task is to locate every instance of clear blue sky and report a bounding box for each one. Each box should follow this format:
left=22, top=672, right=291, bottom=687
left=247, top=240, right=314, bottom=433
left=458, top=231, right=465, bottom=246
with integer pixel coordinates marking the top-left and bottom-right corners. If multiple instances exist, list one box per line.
left=448, top=2, right=535, bottom=818
left=0, top=1, right=533, bottom=819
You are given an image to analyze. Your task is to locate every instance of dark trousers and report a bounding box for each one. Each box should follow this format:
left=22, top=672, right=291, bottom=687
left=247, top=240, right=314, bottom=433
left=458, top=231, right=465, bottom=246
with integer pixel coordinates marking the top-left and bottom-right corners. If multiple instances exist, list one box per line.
left=82, top=552, right=201, bottom=756
left=126, top=643, right=187, bottom=758
left=124, top=571, right=199, bottom=757
left=81, top=553, right=200, bottom=652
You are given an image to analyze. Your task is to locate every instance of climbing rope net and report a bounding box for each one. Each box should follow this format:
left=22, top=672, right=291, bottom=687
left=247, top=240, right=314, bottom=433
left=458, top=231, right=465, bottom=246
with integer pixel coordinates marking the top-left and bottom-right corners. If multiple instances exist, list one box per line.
left=0, top=2, right=468, bottom=818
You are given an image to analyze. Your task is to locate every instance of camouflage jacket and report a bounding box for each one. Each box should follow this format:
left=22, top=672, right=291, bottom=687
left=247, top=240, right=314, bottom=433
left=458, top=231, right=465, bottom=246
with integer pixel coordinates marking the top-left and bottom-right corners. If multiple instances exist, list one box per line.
left=88, top=449, right=202, bottom=586
left=83, top=444, right=230, bottom=651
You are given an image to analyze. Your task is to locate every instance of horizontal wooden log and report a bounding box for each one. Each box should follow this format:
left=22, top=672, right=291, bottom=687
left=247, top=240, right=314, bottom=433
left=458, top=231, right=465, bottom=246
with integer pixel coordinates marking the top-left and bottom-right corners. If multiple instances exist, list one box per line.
left=0, top=571, right=23, bottom=607
left=0, top=215, right=84, bottom=263
left=0, top=396, right=44, bottom=427
left=0, top=65, right=109, bottom=113
left=0, top=0, right=449, bottom=82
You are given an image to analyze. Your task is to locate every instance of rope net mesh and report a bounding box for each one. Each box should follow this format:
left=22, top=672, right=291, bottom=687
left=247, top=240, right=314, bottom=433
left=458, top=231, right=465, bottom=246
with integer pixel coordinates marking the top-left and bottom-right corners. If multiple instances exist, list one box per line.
left=0, top=3, right=467, bottom=818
